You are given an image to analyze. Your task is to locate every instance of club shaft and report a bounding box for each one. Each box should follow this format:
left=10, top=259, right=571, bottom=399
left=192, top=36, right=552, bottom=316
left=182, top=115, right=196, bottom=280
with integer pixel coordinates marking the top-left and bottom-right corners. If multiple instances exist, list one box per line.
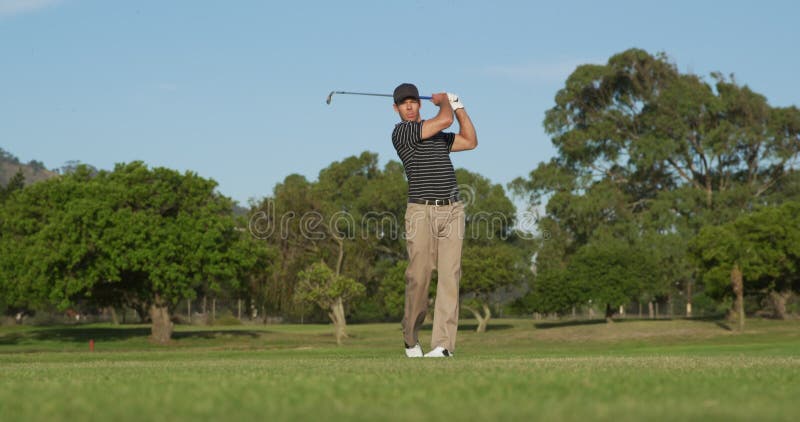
left=333, top=91, right=393, bottom=98
left=326, top=91, right=432, bottom=104
left=334, top=91, right=432, bottom=99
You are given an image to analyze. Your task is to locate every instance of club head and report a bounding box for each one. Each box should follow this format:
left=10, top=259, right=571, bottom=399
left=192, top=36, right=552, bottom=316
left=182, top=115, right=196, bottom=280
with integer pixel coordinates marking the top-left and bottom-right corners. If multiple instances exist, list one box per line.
left=326, top=91, right=334, bottom=105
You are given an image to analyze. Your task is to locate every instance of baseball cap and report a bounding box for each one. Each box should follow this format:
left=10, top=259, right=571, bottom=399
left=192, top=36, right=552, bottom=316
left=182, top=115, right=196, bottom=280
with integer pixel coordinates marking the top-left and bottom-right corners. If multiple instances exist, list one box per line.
left=393, top=83, right=420, bottom=104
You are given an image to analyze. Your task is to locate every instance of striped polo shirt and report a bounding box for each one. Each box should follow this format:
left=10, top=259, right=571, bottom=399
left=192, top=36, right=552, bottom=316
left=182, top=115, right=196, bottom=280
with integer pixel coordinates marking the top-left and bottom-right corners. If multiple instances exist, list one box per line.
left=391, top=120, right=459, bottom=201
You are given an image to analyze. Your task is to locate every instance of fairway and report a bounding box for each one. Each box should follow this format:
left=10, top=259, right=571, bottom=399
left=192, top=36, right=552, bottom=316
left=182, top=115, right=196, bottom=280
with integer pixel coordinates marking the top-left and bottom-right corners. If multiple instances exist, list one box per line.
left=1, top=319, right=799, bottom=421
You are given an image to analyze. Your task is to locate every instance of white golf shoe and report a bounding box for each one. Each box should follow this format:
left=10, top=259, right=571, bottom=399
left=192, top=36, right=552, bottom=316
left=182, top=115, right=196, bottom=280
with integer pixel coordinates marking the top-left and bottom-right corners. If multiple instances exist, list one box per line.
left=405, top=342, right=423, bottom=358
left=423, top=346, right=453, bottom=357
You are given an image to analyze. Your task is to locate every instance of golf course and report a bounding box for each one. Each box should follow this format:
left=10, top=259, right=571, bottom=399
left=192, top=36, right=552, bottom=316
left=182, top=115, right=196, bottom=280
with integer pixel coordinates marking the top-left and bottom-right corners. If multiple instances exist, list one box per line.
left=2, top=318, right=798, bottom=421
left=3, top=4, right=800, bottom=422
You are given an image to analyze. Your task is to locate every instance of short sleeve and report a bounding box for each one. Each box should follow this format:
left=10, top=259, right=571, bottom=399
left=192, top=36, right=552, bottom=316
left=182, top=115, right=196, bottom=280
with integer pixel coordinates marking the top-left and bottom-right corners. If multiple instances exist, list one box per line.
left=444, top=132, right=456, bottom=151
left=391, top=121, right=422, bottom=151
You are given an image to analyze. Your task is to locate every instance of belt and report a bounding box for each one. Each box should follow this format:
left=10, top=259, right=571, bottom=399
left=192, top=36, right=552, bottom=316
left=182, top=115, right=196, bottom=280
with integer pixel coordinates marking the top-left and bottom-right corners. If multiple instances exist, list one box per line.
left=408, top=196, right=459, bottom=206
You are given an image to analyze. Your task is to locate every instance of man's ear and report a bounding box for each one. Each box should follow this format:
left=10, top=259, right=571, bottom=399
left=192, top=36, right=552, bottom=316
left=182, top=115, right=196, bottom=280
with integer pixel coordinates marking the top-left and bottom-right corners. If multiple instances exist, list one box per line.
left=393, top=104, right=399, bottom=113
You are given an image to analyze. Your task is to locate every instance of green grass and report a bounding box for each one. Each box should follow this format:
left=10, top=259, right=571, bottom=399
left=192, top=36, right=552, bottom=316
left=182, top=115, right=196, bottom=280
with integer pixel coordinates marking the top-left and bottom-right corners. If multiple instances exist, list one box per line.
left=1, top=318, right=799, bottom=421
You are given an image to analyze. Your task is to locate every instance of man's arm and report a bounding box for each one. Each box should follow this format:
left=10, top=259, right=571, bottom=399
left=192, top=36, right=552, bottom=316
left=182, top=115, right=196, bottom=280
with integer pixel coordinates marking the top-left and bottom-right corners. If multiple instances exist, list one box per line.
left=420, top=93, right=454, bottom=140
left=450, top=108, right=477, bottom=152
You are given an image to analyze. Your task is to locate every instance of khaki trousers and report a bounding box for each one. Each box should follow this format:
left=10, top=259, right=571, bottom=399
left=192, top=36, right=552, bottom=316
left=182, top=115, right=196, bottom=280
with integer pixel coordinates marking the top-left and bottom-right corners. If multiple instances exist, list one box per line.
left=402, top=201, right=465, bottom=352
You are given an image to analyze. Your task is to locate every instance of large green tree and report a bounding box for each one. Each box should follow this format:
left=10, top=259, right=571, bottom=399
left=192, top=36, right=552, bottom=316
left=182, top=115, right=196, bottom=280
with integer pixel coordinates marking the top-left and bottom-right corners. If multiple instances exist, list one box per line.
left=569, top=235, right=656, bottom=322
left=512, top=48, right=800, bottom=317
left=0, top=162, right=256, bottom=343
left=250, top=153, right=533, bottom=328
left=691, top=202, right=800, bottom=328
left=250, top=152, right=409, bottom=323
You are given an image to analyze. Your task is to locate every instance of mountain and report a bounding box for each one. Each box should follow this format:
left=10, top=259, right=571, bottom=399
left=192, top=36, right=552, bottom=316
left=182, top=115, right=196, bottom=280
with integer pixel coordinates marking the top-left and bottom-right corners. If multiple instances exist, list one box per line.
left=0, top=147, right=58, bottom=187
left=1, top=148, right=250, bottom=213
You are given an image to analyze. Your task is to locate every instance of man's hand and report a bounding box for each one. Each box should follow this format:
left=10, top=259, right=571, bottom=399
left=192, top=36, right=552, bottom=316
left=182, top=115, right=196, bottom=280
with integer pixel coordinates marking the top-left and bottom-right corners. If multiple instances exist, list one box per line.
left=447, top=93, right=464, bottom=111
left=430, top=92, right=449, bottom=106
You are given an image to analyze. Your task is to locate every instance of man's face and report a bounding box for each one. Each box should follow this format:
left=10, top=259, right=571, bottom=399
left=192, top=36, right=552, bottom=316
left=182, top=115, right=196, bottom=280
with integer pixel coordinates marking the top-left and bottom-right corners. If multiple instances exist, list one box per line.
left=393, top=98, right=421, bottom=122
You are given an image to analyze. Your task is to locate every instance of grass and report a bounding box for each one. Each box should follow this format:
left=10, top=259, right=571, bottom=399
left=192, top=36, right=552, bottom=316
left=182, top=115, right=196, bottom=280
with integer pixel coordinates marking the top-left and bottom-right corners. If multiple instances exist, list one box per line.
left=1, top=318, right=799, bottom=421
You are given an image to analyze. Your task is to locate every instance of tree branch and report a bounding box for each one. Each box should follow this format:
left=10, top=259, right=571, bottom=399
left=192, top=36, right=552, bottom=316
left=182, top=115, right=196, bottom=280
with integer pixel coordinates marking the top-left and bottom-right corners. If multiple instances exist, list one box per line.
left=666, top=158, right=702, bottom=189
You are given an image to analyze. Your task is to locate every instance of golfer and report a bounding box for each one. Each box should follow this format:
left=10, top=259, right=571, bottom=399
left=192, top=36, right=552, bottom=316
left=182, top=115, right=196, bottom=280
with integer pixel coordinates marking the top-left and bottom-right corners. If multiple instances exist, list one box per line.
left=391, top=83, right=477, bottom=358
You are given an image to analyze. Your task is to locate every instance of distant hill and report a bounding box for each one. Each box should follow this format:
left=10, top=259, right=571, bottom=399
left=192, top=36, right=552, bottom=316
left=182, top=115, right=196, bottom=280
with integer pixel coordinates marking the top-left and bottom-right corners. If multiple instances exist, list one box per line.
left=0, top=147, right=59, bottom=187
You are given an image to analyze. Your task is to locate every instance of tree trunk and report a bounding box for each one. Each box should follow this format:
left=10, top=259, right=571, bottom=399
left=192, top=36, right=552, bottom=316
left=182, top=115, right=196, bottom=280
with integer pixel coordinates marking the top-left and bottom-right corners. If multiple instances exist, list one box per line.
left=686, top=281, right=693, bottom=318
left=638, top=302, right=642, bottom=318
left=667, top=294, right=673, bottom=318
left=327, top=232, right=348, bottom=345
left=109, top=307, right=119, bottom=325
left=238, top=299, right=242, bottom=320
left=135, top=306, right=148, bottom=323
left=149, top=295, right=173, bottom=344
left=731, top=264, right=745, bottom=331
left=464, top=303, right=491, bottom=333
left=769, top=290, right=790, bottom=320
left=605, top=304, right=614, bottom=323
left=187, top=299, right=192, bottom=324
left=619, top=305, right=625, bottom=317
left=328, top=297, right=348, bottom=345
left=212, top=297, right=216, bottom=324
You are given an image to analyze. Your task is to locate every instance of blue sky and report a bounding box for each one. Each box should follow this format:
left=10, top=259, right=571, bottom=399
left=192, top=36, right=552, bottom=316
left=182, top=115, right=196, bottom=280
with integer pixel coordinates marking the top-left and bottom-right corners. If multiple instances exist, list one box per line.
left=2, top=0, right=799, bottom=208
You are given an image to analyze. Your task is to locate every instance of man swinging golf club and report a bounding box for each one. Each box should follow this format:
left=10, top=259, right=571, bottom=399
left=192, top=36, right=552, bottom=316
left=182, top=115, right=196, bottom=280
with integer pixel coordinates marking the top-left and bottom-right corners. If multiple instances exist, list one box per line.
left=391, top=83, right=477, bottom=358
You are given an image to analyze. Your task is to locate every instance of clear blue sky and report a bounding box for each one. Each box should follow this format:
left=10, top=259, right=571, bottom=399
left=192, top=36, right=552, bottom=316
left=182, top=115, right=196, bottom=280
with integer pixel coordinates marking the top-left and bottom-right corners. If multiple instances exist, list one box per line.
left=2, top=0, right=799, bottom=207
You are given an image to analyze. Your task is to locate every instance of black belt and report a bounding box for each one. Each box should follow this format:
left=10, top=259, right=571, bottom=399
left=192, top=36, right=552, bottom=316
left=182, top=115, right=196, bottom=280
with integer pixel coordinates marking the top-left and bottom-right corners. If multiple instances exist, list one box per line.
left=408, top=197, right=459, bottom=206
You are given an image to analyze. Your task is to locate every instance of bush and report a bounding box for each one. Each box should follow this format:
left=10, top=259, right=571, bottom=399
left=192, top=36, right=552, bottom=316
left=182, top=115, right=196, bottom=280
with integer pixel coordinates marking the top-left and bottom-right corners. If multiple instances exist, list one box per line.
left=786, top=293, right=799, bottom=317
left=690, top=292, right=722, bottom=317
left=349, top=299, right=390, bottom=323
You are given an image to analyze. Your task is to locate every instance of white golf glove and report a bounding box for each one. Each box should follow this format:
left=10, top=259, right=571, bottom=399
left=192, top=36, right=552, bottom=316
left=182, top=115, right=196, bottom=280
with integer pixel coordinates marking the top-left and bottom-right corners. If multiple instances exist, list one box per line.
left=447, top=92, right=464, bottom=111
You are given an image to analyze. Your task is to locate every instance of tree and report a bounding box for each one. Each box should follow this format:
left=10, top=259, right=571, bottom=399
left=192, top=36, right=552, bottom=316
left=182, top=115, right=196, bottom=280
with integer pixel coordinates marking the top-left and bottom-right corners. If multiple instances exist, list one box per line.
left=691, top=202, right=800, bottom=327
left=0, top=162, right=254, bottom=343
left=0, top=147, right=20, bottom=164
left=0, top=169, right=25, bottom=203
left=519, top=233, right=655, bottom=322
left=295, top=261, right=365, bottom=345
left=250, top=152, right=409, bottom=322
left=250, top=152, right=535, bottom=328
left=377, top=260, right=409, bottom=319
left=452, top=169, right=533, bottom=332
left=460, top=243, right=528, bottom=332
left=568, top=236, right=655, bottom=322
left=250, top=173, right=318, bottom=319
left=511, top=48, right=800, bottom=316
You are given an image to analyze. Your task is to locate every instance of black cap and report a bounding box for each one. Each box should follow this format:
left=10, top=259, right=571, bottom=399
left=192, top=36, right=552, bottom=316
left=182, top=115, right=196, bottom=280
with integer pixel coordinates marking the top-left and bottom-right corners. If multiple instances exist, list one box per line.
left=393, top=83, right=420, bottom=104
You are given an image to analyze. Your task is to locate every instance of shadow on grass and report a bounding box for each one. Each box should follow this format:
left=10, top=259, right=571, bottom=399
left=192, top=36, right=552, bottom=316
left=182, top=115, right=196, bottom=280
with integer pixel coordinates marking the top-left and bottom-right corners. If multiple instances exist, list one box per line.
left=534, top=319, right=610, bottom=329
left=418, top=323, right=515, bottom=332
left=172, top=330, right=261, bottom=340
left=714, top=321, right=733, bottom=331
left=533, top=316, right=728, bottom=330
left=0, top=326, right=264, bottom=345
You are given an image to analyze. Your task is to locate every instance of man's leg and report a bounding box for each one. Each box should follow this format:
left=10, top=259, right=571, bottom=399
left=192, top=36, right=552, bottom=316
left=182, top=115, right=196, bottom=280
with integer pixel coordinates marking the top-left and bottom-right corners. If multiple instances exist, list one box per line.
left=402, top=203, right=435, bottom=348
left=430, top=202, right=465, bottom=353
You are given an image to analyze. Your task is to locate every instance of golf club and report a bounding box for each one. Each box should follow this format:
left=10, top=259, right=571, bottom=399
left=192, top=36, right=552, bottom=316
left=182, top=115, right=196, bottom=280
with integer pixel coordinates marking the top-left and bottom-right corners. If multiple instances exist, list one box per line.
left=326, top=91, right=432, bottom=105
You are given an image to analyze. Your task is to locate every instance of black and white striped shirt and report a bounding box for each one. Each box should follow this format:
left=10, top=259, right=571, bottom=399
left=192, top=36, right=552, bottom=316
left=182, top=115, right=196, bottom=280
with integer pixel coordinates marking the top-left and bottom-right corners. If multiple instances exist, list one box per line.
left=391, top=120, right=459, bottom=201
